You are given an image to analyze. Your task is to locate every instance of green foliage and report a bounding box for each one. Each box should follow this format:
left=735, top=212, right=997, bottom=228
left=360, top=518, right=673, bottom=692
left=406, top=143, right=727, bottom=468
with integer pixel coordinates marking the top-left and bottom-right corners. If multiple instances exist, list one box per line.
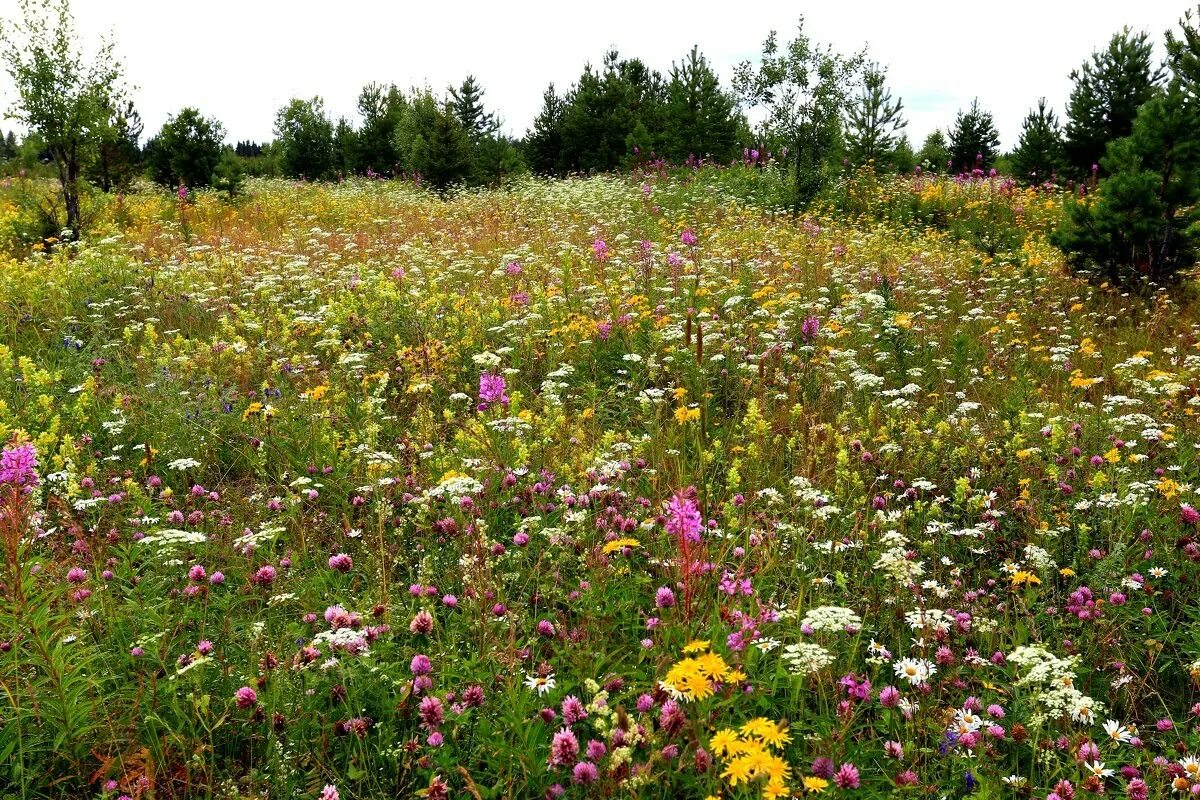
left=844, top=62, right=906, bottom=168
left=1064, top=28, right=1164, bottom=177
left=450, top=74, right=498, bottom=140
left=948, top=98, right=1000, bottom=171
left=917, top=129, right=950, bottom=172
left=525, top=84, right=565, bottom=175
left=274, top=96, right=335, bottom=180
left=1055, top=85, right=1200, bottom=283
left=733, top=18, right=866, bottom=211
left=87, top=98, right=142, bottom=192
left=147, top=107, right=225, bottom=188
left=1011, top=98, right=1065, bottom=184
left=355, top=82, right=407, bottom=175
left=408, top=102, right=472, bottom=194
left=559, top=51, right=667, bottom=173
left=663, top=46, right=741, bottom=163
left=0, top=0, right=124, bottom=235
left=212, top=149, right=245, bottom=200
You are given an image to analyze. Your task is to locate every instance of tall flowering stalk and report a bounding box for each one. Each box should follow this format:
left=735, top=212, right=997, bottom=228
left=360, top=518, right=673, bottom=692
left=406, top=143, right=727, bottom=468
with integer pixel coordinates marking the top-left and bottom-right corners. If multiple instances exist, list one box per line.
left=0, top=442, right=39, bottom=605
left=665, top=489, right=703, bottom=619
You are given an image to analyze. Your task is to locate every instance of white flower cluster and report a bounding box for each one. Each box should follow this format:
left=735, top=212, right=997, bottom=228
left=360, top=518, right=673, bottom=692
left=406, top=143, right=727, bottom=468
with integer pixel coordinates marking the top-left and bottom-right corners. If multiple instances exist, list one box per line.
left=800, top=606, right=862, bottom=632
left=782, top=642, right=835, bottom=675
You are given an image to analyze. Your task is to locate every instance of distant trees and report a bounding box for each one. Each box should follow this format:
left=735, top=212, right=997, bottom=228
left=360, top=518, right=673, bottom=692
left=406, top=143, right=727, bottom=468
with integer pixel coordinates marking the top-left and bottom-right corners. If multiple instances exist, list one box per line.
left=948, top=99, right=1000, bottom=171
left=0, top=0, right=124, bottom=234
left=844, top=63, right=906, bottom=168
left=274, top=96, right=335, bottom=179
left=146, top=107, right=224, bottom=187
left=733, top=19, right=865, bottom=210
left=1011, top=98, right=1065, bottom=184
left=1064, top=28, right=1163, bottom=177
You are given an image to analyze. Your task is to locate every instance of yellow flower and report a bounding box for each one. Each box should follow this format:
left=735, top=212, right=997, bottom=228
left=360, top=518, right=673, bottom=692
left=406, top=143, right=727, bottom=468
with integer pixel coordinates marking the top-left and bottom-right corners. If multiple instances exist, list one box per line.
left=709, top=728, right=741, bottom=757
left=757, top=722, right=792, bottom=750
left=721, top=756, right=754, bottom=787
left=682, top=640, right=711, bottom=654
left=601, top=537, right=640, bottom=555
left=802, top=776, right=829, bottom=793
left=305, top=384, right=329, bottom=401
left=675, top=405, right=701, bottom=424
left=1010, top=571, right=1042, bottom=587
left=241, top=401, right=263, bottom=420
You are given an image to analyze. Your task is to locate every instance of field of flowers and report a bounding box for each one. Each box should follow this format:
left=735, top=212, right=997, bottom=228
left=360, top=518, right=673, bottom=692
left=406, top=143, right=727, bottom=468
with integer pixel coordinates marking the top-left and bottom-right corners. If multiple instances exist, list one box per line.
left=3, top=169, right=1200, bottom=799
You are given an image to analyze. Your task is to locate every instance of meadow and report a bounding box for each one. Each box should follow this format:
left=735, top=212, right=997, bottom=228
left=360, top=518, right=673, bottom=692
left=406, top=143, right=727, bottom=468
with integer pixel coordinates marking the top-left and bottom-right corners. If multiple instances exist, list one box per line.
left=2, top=166, right=1200, bottom=799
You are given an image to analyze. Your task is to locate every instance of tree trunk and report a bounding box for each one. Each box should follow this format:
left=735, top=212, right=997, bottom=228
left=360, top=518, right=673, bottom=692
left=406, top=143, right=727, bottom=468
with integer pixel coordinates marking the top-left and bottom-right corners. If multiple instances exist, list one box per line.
left=64, top=149, right=80, bottom=237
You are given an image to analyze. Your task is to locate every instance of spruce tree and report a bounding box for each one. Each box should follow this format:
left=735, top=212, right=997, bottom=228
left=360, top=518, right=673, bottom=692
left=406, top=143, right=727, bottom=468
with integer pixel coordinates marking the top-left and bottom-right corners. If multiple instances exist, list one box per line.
left=845, top=63, right=906, bottom=167
left=948, top=99, right=1000, bottom=171
left=356, top=82, right=405, bottom=174
left=1064, top=28, right=1164, bottom=177
left=89, top=98, right=141, bottom=191
left=450, top=75, right=497, bottom=140
left=148, top=107, right=224, bottom=187
left=525, top=83, right=564, bottom=175
left=1011, top=98, right=1065, bottom=184
left=411, top=102, right=470, bottom=194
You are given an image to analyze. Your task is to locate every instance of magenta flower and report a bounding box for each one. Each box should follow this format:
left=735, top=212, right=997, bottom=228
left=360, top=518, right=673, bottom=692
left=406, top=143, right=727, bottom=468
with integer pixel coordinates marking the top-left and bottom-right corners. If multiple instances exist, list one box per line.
left=680, top=228, right=697, bottom=247
left=478, top=371, right=509, bottom=411
left=234, top=686, right=257, bottom=709
left=328, top=553, right=353, bottom=573
left=664, top=492, right=702, bottom=543
left=0, top=442, right=38, bottom=488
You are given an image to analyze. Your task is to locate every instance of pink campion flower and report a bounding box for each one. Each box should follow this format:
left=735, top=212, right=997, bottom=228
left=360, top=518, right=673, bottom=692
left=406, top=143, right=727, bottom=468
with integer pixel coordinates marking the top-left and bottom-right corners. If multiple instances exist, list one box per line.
left=0, top=442, right=38, bottom=488
left=591, top=239, right=609, bottom=261
left=234, top=686, right=257, bottom=709
left=664, top=492, right=702, bottom=544
left=680, top=228, right=697, bottom=247
left=478, top=372, right=509, bottom=411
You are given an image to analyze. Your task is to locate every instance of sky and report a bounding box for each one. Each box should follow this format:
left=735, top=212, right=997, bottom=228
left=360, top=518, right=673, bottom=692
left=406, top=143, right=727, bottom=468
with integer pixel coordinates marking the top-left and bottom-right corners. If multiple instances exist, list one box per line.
left=0, top=0, right=1189, bottom=151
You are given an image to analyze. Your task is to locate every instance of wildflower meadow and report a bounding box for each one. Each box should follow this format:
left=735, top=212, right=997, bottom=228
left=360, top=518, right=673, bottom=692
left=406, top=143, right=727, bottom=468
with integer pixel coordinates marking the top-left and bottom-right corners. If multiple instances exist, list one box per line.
left=2, top=163, right=1200, bottom=800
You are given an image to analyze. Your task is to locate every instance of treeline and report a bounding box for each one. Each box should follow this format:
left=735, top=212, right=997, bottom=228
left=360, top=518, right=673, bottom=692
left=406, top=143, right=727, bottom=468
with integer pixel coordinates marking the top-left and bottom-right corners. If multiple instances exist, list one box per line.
left=5, top=0, right=1200, bottom=282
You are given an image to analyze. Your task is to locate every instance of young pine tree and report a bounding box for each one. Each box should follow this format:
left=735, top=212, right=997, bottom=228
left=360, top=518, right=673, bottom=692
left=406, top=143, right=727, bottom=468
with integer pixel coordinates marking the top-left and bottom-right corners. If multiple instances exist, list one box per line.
left=1064, top=28, right=1164, bottom=177
left=844, top=63, right=906, bottom=168
left=947, top=99, right=1000, bottom=171
left=663, top=46, right=740, bottom=163
left=1011, top=98, right=1065, bottom=184
left=449, top=75, right=498, bottom=140
left=917, top=129, right=950, bottom=171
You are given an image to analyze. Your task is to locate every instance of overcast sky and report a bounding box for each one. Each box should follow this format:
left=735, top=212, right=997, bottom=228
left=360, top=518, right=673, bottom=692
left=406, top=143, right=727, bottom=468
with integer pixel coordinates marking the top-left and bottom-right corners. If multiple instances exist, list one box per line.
left=0, top=0, right=1189, bottom=151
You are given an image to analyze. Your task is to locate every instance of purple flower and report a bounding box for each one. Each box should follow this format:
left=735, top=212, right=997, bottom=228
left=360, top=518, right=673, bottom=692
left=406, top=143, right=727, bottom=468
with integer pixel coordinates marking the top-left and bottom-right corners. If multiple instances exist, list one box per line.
left=680, top=228, right=698, bottom=247
left=478, top=371, right=510, bottom=411
left=234, top=686, right=257, bottom=709
left=0, top=442, right=38, bottom=488
left=655, top=586, right=676, bottom=608
left=328, top=553, right=353, bottom=573
left=664, top=492, right=702, bottom=543
left=571, top=761, right=598, bottom=784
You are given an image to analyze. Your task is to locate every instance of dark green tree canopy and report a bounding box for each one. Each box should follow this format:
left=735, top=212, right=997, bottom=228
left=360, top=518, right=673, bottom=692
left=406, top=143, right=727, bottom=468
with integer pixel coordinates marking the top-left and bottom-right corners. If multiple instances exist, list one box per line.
left=663, top=46, right=740, bottom=163
left=948, top=98, right=1000, bottom=171
left=1064, top=28, right=1164, bottom=176
left=274, top=96, right=335, bottom=180
left=147, top=106, right=224, bottom=187
left=1011, top=98, right=1066, bottom=184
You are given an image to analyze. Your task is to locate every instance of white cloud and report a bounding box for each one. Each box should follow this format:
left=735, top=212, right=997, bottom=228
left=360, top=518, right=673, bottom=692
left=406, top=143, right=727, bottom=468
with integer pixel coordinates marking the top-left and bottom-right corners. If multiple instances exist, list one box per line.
left=0, top=0, right=1186, bottom=151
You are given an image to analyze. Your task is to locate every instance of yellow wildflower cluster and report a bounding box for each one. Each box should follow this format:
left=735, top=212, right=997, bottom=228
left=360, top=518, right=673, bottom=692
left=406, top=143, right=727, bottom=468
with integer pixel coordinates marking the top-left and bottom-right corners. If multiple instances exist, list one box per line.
left=710, top=718, right=794, bottom=799
left=661, top=641, right=744, bottom=702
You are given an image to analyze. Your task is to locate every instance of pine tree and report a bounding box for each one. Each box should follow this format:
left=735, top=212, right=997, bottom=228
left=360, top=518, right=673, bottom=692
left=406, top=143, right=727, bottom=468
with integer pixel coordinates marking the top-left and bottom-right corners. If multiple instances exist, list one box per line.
left=1064, top=28, right=1164, bottom=177
left=525, top=83, right=564, bottom=175
left=1011, top=98, right=1065, bottom=184
left=845, top=63, right=906, bottom=167
left=450, top=75, right=497, bottom=140
left=663, top=46, right=739, bottom=163
left=948, top=99, right=1000, bottom=171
